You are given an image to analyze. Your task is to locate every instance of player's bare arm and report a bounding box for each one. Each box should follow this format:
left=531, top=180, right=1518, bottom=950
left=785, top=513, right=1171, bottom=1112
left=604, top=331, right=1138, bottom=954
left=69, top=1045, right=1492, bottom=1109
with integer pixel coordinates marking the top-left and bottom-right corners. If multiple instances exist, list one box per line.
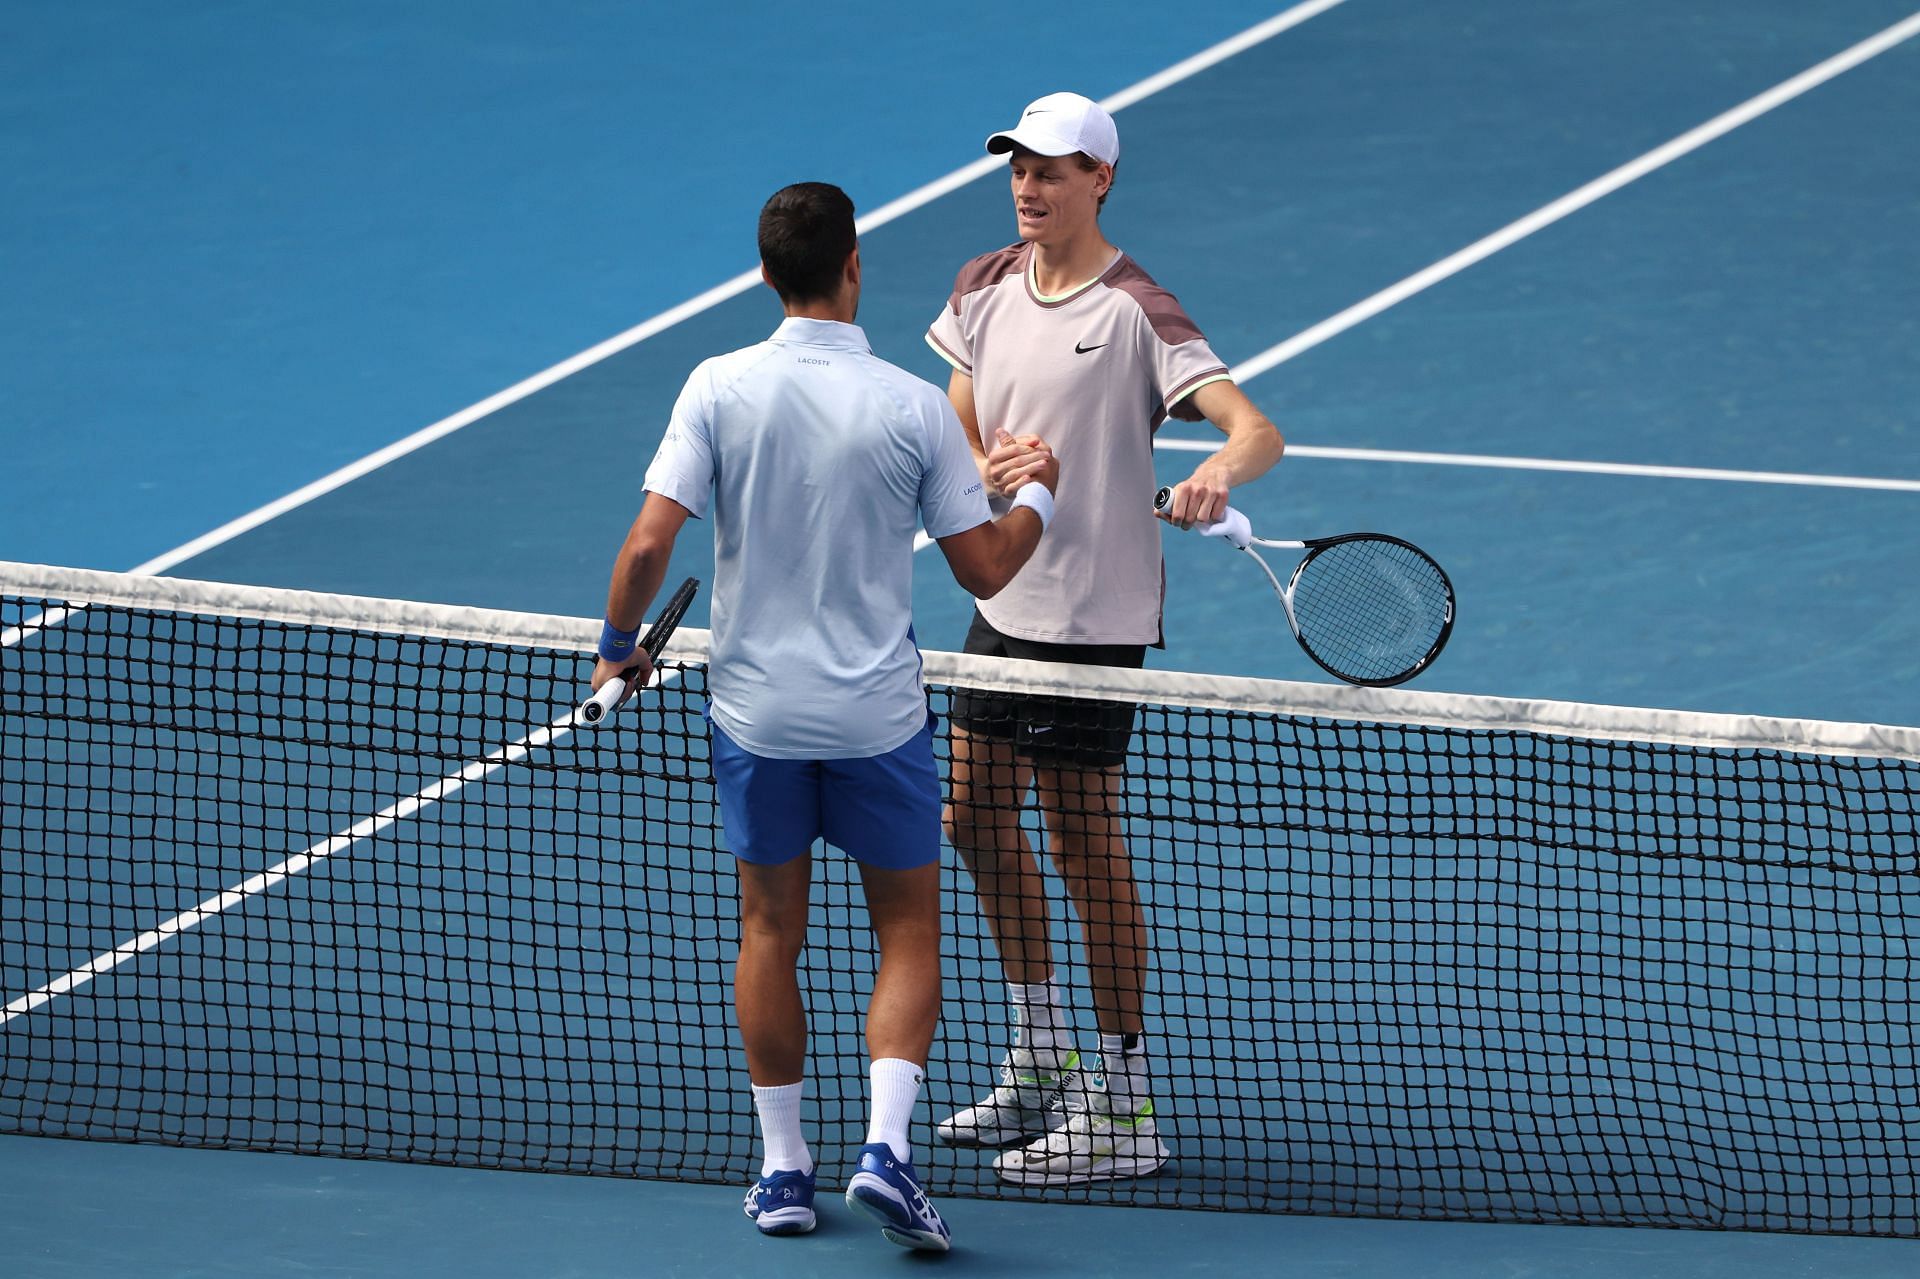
left=946, top=370, right=992, bottom=486
left=1156, top=380, right=1284, bottom=530
left=592, top=492, right=693, bottom=692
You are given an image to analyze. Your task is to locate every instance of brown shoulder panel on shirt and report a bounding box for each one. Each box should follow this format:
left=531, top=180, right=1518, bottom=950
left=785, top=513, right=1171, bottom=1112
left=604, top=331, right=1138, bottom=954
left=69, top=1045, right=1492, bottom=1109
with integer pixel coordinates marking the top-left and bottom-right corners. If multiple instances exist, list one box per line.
left=1166, top=386, right=1219, bottom=422
left=947, top=243, right=1029, bottom=314
left=1167, top=365, right=1231, bottom=422
left=1105, top=255, right=1205, bottom=345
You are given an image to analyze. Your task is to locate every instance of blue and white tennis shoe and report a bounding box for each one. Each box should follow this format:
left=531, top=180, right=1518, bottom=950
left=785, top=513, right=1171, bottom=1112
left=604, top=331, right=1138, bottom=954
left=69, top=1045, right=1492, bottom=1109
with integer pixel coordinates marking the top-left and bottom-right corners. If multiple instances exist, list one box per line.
left=742, top=1165, right=817, bottom=1235
left=844, top=1143, right=952, bottom=1252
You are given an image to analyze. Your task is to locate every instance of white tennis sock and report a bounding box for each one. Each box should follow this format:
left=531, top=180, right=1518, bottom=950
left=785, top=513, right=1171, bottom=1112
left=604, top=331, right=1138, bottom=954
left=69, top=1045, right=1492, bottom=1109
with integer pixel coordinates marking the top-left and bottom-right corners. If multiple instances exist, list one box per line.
left=1098, top=1032, right=1152, bottom=1116
left=866, top=1058, right=925, bottom=1164
left=1008, top=977, right=1069, bottom=1053
left=751, top=1081, right=811, bottom=1177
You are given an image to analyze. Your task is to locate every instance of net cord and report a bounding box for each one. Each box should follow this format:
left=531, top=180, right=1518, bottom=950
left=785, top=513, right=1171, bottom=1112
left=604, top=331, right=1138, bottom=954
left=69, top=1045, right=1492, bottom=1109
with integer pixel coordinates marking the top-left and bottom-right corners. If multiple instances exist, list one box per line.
left=4, top=559, right=1916, bottom=762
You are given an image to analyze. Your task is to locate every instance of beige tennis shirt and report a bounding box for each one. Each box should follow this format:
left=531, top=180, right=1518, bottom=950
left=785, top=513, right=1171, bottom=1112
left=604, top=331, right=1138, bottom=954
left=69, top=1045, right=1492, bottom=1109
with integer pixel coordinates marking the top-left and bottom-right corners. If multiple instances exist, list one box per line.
left=927, top=242, right=1231, bottom=644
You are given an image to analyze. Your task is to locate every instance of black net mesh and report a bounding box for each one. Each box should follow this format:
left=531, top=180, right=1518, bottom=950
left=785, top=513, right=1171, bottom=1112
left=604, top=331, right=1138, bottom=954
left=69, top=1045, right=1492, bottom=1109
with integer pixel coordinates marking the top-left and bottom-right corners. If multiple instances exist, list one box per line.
left=3, top=576, right=1917, bottom=1235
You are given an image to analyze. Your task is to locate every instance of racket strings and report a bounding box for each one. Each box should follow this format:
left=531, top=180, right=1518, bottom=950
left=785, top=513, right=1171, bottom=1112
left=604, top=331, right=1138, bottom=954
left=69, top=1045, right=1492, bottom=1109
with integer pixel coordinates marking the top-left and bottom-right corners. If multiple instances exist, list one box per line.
left=1291, top=539, right=1450, bottom=683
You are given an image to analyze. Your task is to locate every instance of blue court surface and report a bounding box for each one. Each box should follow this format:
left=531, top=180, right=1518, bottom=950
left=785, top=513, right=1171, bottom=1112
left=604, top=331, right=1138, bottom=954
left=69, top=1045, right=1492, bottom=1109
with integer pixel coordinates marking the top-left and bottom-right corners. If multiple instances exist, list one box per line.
left=4, top=2, right=1919, bottom=1275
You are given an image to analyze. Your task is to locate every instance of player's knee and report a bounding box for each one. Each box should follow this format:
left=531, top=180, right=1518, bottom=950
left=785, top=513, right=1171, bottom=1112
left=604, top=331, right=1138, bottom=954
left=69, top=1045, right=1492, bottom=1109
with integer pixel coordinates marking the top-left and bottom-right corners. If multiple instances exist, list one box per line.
left=1047, top=841, right=1136, bottom=890
left=1042, top=807, right=1124, bottom=847
left=739, top=908, right=807, bottom=960
left=942, top=797, right=1002, bottom=852
left=875, top=922, right=943, bottom=970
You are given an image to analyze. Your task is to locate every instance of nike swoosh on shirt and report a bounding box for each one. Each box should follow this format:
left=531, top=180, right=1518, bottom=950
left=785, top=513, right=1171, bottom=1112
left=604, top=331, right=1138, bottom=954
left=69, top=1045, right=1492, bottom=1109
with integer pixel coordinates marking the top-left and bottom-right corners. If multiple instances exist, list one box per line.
left=1074, top=342, right=1108, bottom=355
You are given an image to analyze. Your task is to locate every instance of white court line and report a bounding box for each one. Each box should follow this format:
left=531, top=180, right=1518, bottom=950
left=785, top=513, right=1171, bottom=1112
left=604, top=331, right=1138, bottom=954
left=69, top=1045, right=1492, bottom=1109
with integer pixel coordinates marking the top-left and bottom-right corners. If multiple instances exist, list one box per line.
left=0, top=664, right=694, bottom=1026
left=1229, top=10, right=1920, bottom=383
left=914, top=437, right=1920, bottom=553
left=4, top=6, right=1349, bottom=1018
left=911, top=435, right=1920, bottom=555
left=1152, top=436, right=1920, bottom=492
left=1, top=709, right=573, bottom=1026
left=122, top=0, right=1348, bottom=581
left=1, top=605, right=77, bottom=652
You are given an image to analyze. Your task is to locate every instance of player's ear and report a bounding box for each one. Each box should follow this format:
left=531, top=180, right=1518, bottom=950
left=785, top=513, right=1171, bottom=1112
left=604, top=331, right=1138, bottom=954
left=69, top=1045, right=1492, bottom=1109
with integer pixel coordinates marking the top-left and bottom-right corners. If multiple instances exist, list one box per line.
left=845, top=245, right=861, bottom=289
left=760, top=264, right=776, bottom=293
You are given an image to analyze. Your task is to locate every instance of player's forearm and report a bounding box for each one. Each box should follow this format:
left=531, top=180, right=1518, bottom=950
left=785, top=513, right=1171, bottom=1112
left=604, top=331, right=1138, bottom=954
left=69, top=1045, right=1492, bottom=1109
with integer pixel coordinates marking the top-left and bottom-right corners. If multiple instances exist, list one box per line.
left=604, top=492, right=694, bottom=632
left=939, top=506, right=1046, bottom=600
left=947, top=369, right=996, bottom=489
left=968, top=510, right=1044, bottom=599
left=1202, top=411, right=1285, bottom=486
left=604, top=523, right=674, bottom=631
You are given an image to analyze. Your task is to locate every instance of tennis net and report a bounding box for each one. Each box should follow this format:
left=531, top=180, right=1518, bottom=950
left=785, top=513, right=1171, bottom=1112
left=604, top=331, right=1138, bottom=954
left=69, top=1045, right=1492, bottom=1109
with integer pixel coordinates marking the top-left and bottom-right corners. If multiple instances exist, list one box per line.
left=3, top=560, right=1916, bottom=1235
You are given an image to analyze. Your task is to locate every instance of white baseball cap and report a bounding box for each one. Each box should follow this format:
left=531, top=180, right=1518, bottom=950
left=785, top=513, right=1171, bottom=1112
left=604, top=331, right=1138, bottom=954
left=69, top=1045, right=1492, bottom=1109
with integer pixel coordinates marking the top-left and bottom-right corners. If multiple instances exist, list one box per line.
left=985, top=92, right=1119, bottom=166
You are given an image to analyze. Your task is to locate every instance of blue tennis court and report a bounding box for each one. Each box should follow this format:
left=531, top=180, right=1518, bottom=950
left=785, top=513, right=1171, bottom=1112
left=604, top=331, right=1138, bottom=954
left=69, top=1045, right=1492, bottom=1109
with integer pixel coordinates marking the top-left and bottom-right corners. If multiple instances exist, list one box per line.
left=4, top=2, right=1918, bottom=1274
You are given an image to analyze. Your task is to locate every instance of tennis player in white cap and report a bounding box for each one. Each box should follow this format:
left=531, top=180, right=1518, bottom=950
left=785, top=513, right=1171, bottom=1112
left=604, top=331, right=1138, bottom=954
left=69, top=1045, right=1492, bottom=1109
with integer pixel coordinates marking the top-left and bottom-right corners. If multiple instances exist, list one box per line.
left=925, top=92, right=1284, bottom=1185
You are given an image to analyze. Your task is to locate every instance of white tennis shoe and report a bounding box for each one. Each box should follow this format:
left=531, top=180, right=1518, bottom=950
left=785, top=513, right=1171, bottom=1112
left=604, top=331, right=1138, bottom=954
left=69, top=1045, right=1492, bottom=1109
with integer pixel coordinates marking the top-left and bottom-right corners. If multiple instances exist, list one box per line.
left=934, top=1045, right=1080, bottom=1147
left=992, top=1074, right=1169, bottom=1185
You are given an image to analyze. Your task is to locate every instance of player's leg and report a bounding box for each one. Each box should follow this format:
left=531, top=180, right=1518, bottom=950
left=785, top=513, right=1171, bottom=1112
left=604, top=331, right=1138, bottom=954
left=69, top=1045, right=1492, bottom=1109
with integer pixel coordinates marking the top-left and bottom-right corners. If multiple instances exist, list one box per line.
left=734, top=856, right=822, bottom=1231
left=825, top=724, right=952, bottom=1252
left=1037, top=763, right=1147, bottom=1041
left=858, top=856, right=943, bottom=1069
left=858, top=857, right=943, bottom=1227
left=938, top=609, right=1080, bottom=1144
left=938, top=723, right=1082, bottom=1145
left=735, top=854, right=814, bottom=1085
left=945, top=726, right=1052, bottom=982
left=994, top=754, right=1168, bottom=1185
left=712, top=722, right=821, bottom=1234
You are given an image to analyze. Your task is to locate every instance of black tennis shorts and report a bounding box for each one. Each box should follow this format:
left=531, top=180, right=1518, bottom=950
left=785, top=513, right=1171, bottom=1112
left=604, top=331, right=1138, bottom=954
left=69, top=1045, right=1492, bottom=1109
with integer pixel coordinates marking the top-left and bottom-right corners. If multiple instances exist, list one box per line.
left=946, top=609, right=1147, bottom=770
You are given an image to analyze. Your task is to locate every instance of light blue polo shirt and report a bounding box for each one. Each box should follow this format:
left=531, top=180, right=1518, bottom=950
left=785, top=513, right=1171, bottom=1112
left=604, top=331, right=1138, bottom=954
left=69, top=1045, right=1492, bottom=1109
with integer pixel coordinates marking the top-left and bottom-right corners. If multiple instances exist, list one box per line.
left=643, top=317, right=990, bottom=759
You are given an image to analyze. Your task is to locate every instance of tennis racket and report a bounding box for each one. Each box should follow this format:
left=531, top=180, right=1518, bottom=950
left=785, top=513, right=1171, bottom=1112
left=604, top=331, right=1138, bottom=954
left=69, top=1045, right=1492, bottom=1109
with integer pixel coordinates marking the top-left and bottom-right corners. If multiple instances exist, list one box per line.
left=579, top=576, right=701, bottom=723
left=1155, top=487, right=1453, bottom=687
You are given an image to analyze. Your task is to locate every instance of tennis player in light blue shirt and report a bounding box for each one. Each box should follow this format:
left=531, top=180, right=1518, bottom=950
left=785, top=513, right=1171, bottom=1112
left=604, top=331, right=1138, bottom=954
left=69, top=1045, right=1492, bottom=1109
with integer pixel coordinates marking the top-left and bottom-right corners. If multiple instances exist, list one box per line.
left=590, top=182, right=1057, bottom=1252
left=645, top=312, right=985, bottom=760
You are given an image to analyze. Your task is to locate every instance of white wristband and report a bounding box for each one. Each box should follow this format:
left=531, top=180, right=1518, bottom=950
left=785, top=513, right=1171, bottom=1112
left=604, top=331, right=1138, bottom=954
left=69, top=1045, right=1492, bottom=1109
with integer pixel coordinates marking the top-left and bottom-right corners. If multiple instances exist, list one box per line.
left=1009, top=484, right=1054, bottom=531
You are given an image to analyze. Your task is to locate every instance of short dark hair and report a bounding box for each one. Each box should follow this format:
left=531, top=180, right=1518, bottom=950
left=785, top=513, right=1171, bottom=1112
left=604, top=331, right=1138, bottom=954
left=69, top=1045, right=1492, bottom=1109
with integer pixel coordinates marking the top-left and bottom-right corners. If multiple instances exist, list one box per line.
left=758, top=182, right=856, bottom=302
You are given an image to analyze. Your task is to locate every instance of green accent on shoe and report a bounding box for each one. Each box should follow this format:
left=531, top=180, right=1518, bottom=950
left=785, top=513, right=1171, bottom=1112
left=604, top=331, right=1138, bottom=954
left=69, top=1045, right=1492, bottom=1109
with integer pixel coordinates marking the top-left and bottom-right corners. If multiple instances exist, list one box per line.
left=1011, top=1049, right=1080, bottom=1087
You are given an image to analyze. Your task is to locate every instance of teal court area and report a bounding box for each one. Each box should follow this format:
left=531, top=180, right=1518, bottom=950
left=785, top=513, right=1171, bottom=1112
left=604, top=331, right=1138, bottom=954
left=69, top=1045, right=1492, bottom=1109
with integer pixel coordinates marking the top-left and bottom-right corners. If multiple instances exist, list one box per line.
left=4, top=2, right=1918, bottom=1274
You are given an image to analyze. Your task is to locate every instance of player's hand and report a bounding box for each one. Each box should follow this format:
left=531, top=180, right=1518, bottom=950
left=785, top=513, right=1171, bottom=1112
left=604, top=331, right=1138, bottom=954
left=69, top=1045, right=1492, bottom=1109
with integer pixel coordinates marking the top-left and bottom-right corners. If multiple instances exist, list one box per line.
left=591, top=654, right=654, bottom=703
left=1156, top=464, right=1231, bottom=530
left=987, top=428, right=1054, bottom=496
left=1026, top=446, right=1060, bottom=496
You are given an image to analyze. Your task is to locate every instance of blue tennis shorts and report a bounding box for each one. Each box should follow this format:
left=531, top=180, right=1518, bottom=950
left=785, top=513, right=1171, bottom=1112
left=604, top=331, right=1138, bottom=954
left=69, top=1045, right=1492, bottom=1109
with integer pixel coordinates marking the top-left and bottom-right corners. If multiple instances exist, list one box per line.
left=708, top=713, right=941, bottom=869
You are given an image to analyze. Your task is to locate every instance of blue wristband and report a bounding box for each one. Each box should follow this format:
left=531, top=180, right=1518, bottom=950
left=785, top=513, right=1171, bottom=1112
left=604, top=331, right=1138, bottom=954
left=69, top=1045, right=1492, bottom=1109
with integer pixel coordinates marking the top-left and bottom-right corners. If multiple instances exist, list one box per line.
left=599, top=618, right=641, bottom=664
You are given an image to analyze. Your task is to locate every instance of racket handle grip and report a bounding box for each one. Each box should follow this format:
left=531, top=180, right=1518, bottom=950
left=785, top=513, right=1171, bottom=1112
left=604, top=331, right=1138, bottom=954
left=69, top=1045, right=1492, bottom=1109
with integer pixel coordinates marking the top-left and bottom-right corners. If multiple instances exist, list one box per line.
left=1153, top=486, right=1253, bottom=549
left=579, top=677, right=626, bottom=725
left=1197, top=507, right=1253, bottom=549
